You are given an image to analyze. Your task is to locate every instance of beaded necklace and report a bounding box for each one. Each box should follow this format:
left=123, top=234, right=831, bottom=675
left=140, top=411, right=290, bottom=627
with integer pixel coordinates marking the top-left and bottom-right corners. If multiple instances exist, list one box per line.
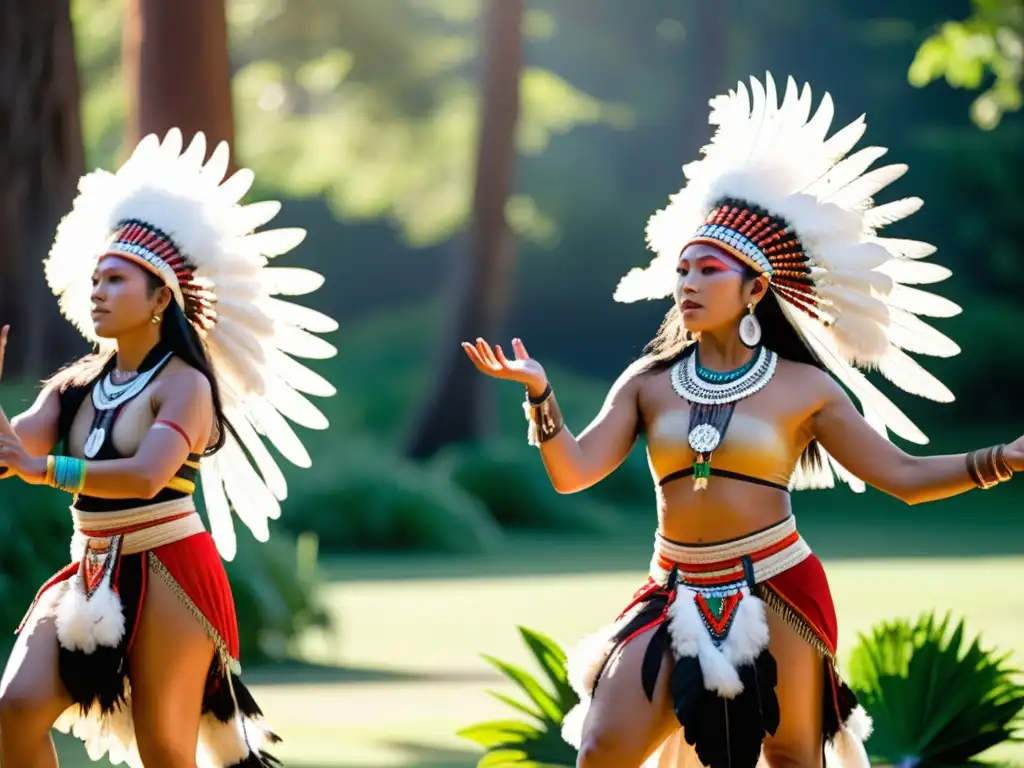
left=670, top=345, right=778, bottom=490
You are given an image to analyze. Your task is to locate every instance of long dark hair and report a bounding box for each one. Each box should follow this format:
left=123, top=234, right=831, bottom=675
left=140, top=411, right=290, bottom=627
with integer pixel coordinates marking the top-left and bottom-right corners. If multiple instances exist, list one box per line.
left=46, top=269, right=229, bottom=455
left=639, top=266, right=826, bottom=475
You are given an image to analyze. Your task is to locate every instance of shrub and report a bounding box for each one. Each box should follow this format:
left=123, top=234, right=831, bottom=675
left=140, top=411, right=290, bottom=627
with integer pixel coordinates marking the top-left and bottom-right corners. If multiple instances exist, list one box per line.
left=458, top=626, right=579, bottom=768
left=848, top=611, right=1024, bottom=767
left=432, top=439, right=622, bottom=534
left=278, top=436, right=505, bottom=553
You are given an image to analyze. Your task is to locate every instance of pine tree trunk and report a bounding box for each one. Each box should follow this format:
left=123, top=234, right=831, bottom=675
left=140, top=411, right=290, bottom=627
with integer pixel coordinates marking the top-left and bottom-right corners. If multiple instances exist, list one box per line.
left=0, top=1, right=88, bottom=380
left=403, top=0, right=524, bottom=459
left=123, top=0, right=235, bottom=160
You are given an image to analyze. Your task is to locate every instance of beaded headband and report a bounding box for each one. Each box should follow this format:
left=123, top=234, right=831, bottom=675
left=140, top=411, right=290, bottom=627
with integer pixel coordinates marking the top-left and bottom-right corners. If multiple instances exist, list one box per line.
left=103, top=220, right=217, bottom=332
left=687, top=199, right=822, bottom=322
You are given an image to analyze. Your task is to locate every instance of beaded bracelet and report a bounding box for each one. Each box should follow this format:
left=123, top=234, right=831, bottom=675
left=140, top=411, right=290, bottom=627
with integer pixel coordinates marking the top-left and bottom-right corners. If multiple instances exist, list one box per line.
left=47, top=455, right=87, bottom=494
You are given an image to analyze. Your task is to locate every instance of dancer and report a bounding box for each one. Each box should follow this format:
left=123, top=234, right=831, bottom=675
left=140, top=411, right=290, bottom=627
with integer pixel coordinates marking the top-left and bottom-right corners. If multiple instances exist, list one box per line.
left=0, top=129, right=337, bottom=767
left=462, top=74, right=1023, bottom=767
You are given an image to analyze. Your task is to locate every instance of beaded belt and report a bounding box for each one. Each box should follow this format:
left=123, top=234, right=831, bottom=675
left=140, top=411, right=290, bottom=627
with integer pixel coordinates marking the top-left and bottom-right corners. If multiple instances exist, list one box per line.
left=650, top=516, right=810, bottom=594
left=70, top=497, right=204, bottom=558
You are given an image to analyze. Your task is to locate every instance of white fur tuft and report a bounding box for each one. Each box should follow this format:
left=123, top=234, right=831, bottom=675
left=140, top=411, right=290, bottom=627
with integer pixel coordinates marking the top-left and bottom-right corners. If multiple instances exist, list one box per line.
left=55, top=576, right=125, bottom=655
left=560, top=701, right=588, bottom=749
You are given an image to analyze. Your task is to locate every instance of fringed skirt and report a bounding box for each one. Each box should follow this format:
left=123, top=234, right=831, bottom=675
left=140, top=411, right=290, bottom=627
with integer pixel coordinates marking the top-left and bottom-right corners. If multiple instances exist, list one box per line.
left=16, top=498, right=279, bottom=767
left=561, top=517, right=871, bottom=768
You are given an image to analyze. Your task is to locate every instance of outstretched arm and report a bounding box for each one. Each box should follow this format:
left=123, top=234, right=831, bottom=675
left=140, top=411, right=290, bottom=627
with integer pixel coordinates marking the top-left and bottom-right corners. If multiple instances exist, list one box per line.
left=812, top=375, right=1016, bottom=504
left=463, top=338, right=644, bottom=494
left=533, top=361, right=645, bottom=494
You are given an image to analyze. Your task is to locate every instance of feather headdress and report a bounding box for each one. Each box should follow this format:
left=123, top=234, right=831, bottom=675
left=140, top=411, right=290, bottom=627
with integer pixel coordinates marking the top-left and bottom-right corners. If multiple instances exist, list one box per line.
left=45, top=129, right=337, bottom=557
left=615, top=73, right=961, bottom=491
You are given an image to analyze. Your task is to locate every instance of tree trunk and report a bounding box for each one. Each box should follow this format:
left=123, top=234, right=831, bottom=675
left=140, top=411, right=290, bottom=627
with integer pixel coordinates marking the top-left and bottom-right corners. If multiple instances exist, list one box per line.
left=0, top=1, right=88, bottom=380
left=404, top=0, right=524, bottom=459
left=123, top=0, right=235, bottom=163
left=681, top=0, right=728, bottom=157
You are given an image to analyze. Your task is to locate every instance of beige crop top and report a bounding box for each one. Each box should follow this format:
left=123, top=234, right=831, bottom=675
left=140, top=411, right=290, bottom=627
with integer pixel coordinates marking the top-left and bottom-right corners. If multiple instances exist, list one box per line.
left=646, top=407, right=804, bottom=491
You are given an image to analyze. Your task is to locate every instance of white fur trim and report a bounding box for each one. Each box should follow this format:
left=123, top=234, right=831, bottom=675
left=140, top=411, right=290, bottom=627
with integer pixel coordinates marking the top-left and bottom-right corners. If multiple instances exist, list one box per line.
left=55, top=572, right=125, bottom=654
left=560, top=700, right=588, bottom=749
left=564, top=618, right=626, bottom=697
left=824, top=705, right=873, bottom=768
left=666, top=588, right=769, bottom=698
left=844, top=704, right=873, bottom=741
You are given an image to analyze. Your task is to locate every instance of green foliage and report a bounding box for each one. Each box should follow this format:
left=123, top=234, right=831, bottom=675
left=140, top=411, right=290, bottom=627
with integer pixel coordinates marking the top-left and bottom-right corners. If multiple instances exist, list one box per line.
left=848, top=612, right=1024, bottom=766
left=71, top=0, right=628, bottom=245
left=226, top=530, right=331, bottom=662
left=457, top=626, right=578, bottom=768
left=0, top=475, right=328, bottom=665
left=909, top=0, right=1024, bottom=129
left=276, top=436, right=505, bottom=553
left=432, top=439, right=623, bottom=533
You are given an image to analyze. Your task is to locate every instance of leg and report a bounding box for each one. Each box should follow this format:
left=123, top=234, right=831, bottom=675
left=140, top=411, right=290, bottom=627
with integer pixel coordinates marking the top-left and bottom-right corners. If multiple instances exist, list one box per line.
left=577, top=627, right=679, bottom=768
left=761, top=607, right=825, bottom=768
left=0, top=589, right=73, bottom=768
left=129, top=567, right=214, bottom=768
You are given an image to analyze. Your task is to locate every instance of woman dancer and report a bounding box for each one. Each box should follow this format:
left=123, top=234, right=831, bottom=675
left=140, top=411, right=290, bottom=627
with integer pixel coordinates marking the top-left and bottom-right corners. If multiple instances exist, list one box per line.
left=463, top=74, right=1022, bottom=767
left=0, top=129, right=337, bottom=767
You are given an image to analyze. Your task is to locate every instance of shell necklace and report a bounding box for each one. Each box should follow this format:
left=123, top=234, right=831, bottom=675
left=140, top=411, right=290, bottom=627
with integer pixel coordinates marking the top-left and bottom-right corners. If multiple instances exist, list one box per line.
left=669, top=345, right=778, bottom=490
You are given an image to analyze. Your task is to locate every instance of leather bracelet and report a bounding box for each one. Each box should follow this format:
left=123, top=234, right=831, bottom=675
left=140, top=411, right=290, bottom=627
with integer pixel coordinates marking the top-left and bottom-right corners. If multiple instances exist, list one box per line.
left=527, top=382, right=552, bottom=406
left=523, top=385, right=563, bottom=447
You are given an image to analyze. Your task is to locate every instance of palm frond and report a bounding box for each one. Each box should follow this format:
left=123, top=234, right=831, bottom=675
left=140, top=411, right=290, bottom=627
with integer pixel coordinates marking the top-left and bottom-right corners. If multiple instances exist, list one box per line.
left=457, top=625, right=579, bottom=768
left=848, top=611, right=1024, bottom=767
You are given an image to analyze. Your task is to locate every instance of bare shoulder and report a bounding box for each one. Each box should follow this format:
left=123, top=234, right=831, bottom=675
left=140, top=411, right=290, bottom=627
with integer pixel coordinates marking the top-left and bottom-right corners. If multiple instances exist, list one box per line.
left=772, top=356, right=842, bottom=408
left=157, top=357, right=212, bottom=400
left=615, top=355, right=662, bottom=396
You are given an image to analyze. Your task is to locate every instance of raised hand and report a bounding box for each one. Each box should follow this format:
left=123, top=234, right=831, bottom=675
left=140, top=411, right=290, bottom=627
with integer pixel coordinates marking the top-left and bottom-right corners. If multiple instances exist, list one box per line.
left=462, top=337, right=548, bottom=396
left=0, top=325, right=13, bottom=440
left=0, top=324, right=7, bottom=383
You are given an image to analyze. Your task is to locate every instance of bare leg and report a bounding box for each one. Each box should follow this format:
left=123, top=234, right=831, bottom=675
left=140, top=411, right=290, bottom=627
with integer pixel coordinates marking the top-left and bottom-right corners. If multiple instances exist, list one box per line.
left=577, top=627, right=679, bottom=768
left=762, top=607, right=825, bottom=768
left=129, top=569, right=214, bottom=768
left=0, top=590, right=73, bottom=768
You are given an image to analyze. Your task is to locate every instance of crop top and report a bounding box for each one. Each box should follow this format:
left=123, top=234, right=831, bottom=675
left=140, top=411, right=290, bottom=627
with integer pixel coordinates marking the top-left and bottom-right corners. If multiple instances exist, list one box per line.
left=646, top=407, right=802, bottom=492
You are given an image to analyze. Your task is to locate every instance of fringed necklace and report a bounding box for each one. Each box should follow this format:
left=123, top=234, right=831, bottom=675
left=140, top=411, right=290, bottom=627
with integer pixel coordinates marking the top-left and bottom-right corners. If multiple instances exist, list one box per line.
left=670, top=345, right=778, bottom=490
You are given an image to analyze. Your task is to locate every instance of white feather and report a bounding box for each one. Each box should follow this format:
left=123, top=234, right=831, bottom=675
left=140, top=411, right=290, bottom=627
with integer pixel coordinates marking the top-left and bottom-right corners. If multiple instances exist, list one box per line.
left=875, top=258, right=951, bottom=285
left=886, top=284, right=962, bottom=318
left=887, top=308, right=960, bottom=357
left=875, top=347, right=954, bottom=403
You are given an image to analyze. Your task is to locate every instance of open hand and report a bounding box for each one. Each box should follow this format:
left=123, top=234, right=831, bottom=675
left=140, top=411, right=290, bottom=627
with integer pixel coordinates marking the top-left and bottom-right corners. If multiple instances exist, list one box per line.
left=462, top=337, right=548, bottom=397
left=0, top=434, right=46, bottom=484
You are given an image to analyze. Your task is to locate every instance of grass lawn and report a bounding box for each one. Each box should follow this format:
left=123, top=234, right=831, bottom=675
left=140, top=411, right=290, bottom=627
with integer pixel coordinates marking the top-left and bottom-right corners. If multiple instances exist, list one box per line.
left=53, top=529, right=1024, bottom=768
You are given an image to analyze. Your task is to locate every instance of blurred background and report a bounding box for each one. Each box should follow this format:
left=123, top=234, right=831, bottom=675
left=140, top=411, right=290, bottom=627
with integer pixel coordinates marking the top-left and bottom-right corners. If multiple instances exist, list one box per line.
left=1, top=0, right=1023, bottom=766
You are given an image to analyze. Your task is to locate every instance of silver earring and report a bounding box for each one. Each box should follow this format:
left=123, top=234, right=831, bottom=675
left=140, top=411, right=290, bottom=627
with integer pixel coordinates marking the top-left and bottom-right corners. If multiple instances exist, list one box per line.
left=738, top=303, right=761, bottom=348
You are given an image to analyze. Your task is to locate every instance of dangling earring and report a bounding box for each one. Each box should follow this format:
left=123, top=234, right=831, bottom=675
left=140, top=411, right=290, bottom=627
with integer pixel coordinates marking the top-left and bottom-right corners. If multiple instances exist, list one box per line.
left=738, top=303, right=761, bottom=348
left=151, top=314, right=161, bottom=325
left=684, top=329, right=693, bottom=343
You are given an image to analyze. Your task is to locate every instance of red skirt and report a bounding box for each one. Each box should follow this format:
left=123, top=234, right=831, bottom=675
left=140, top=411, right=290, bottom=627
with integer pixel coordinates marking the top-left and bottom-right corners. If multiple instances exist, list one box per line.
left=560, top=518, right=872, bottom=768
left=18, top=528, right=278, bottom=768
